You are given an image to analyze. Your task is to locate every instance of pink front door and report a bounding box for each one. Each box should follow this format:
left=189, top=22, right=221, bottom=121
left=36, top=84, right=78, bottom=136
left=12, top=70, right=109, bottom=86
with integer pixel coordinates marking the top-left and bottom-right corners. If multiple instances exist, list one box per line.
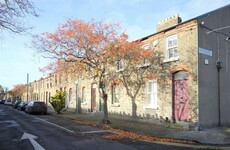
left=173, top=71, right=189, bottom=122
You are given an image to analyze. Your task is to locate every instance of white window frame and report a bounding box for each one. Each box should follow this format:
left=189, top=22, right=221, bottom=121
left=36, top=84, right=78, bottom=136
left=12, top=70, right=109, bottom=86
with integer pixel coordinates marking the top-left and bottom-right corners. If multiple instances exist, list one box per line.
left=145, top=80, right=157, bottom=109
left=116, top=60, right=124, bottom=72
left=141, top=58, right=150, bottom=67
left=164, top=35, right=179, bottom=62
left=112, top=84, right=119, bottom=104
left=141, top=44, right=150, bottom=67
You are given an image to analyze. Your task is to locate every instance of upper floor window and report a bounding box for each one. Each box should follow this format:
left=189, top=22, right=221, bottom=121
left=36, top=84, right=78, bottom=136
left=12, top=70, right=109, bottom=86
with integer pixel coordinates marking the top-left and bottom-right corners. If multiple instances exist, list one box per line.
left=141, top=58, right=150, bottom=67
left=165, top=35, right=178, bottom=61
left=112, top=84, right=119, bottom=104
left=146, top=80, right=157, bottom=109
left=47, top=79, right=49, bottom=89
left=59, top=75, right=62, bottom=84
left=117, top=60, right=124, bottom=71
left=55, top=75, right=57, bottom=85
left=141, top=44, right=150, bottom=67
left=50, top=78, right=52, bottom=88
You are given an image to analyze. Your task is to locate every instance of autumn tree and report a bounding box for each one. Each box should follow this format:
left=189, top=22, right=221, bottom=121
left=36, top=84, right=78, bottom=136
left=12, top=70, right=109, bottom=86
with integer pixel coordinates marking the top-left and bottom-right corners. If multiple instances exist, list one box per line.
left=0, top=84, right=4, bottom=93
left=32, top=19, right=129, bottom=124
left=110, top=34, right=172, bottom=118
left=110, top=40, right=154, bottom=118
left=0, top=0, right=38, bottom=34
left=0, top=84, right=7, bottom=100
left=8, top=84, right=26, bottom=100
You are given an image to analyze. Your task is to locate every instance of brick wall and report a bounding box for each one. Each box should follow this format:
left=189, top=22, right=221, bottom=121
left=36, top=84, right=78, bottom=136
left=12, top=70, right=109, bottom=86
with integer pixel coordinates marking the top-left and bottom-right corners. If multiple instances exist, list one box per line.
left=108, top=19, right=199, bottom=123
left=25, top=19, right=199, bottom=124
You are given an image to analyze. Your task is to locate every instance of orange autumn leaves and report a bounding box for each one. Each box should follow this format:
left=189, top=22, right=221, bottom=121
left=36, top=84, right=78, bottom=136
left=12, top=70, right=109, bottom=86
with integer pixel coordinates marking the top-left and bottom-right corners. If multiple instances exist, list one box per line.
left=8, top=84, right=26, bottom=97
left=112, top=40, right=153, bottom=64
left=32, top=19, right=153, bottom=75
left=68, top=117, right=196, bottom=145
left=101, top=128, right=196, bottom=145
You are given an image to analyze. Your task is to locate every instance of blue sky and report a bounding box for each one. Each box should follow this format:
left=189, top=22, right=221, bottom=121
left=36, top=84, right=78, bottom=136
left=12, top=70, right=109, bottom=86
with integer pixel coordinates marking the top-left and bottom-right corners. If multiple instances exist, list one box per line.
left=0, top=0, right=229, bottom=90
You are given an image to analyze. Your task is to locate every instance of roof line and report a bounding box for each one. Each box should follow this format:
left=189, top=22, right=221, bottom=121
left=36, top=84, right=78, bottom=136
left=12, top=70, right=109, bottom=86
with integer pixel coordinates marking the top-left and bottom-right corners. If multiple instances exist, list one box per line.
left=139, top=4, right=230, bottom=41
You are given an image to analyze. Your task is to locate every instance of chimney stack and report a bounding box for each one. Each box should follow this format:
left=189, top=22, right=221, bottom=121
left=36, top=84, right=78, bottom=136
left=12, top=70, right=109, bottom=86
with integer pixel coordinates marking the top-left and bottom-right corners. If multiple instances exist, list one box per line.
left=156, top=14, right=182, bottom=32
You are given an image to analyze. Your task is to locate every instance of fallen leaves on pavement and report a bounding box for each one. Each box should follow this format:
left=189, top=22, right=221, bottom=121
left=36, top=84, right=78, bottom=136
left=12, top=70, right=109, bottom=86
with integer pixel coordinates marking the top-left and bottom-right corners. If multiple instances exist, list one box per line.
left=54, top=115, right=196, bottom=145
left=101, top=128, right=196, bottom=144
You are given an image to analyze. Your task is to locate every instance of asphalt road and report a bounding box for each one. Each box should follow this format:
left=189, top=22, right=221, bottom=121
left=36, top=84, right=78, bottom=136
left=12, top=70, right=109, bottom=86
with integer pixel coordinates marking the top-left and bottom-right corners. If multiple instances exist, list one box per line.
left=0, top=104, right=211, bottom=150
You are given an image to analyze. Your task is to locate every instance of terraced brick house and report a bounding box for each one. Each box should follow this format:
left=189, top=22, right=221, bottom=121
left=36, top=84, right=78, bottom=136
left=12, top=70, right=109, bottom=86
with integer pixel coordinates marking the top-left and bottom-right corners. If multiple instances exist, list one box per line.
left=23, top=4, right=230, bottom=128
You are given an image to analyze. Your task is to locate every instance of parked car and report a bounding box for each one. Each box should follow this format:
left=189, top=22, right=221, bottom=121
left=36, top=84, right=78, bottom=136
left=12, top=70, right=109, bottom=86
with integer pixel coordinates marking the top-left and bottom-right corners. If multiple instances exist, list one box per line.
left=17, top=102, right=28, bottom=111
left=0, top=100, right=5, bottom=104
left=25, top=101, right=47, bottom=114
left=4, top=100, right=12, bottom=106
left=12, top=100, right=21, bottom=109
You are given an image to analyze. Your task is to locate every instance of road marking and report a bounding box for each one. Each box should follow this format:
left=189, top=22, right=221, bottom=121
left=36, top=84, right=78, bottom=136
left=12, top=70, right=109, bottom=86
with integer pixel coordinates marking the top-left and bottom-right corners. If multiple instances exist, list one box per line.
left=21, top=132, right=45, bottom=150
left=34, top=117, right=75, bottom=133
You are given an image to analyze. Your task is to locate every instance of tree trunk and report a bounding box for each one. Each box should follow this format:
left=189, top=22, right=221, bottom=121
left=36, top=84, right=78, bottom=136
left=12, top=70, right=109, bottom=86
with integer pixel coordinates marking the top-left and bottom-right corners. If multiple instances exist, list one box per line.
left=131, top=98, right=137, bottom=118
left=101, top=91, right=111, bottom=124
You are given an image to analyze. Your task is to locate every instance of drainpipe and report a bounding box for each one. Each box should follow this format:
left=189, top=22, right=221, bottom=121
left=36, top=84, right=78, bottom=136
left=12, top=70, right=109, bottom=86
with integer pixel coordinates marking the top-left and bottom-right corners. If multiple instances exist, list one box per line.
left=216, top=36, right=222, bottom=127
left=75, top=81, right=79, bottom=114
left=216, top=61, right=222, bottom=126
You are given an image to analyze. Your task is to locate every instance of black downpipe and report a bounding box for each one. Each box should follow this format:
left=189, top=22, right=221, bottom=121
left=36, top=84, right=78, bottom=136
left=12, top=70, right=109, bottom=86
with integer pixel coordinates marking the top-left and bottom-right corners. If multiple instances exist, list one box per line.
left=216, top=61, right=222, bottom=126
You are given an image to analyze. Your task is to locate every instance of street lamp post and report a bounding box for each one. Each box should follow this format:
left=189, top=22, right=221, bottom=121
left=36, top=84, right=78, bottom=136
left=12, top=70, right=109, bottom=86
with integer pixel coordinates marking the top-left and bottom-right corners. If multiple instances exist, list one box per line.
left=75, top=80, right=79, bottom=114
left=27, top=73, right=29, bottom=102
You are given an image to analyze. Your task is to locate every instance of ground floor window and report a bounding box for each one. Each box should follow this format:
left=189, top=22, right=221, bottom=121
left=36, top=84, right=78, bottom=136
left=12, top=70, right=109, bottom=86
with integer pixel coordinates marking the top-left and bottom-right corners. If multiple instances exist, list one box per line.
left=112, top=84, right=119, bottom=104
left=69, top=88, right=72, bottom=102
left=82, top=87, right=86, bottom=103
left=146, top=80, right=157, bottom=109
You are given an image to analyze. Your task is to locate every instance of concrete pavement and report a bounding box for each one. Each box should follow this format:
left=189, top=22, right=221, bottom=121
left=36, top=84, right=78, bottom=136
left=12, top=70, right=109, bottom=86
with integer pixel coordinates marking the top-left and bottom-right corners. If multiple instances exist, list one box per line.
left=47, top=107, right=230, bottom=146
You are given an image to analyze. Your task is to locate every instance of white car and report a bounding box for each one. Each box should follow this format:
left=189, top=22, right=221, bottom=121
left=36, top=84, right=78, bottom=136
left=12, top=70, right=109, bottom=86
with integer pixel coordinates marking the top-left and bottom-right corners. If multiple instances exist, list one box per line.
left=4, top=100, right=12, bottom=106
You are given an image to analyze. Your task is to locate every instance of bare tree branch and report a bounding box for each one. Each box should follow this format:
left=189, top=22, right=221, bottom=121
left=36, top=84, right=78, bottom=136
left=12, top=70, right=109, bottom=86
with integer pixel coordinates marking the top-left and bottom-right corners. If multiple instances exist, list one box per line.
left=0, top=0, right=38, bottom=35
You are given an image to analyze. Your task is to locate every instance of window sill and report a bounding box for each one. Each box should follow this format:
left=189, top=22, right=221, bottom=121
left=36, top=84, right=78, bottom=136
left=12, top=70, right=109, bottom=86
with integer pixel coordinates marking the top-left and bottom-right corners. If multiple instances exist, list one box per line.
left=116, top=69, right=124, bottom=72
left=81, top=102, right=87, bottom=105
left=138, top=63, right=150, bottom=68
left=111, top=103, right=120, bottom=107
left=163, top=56, right=179, bottom=63
left=144, top=106, right=158, bottom=110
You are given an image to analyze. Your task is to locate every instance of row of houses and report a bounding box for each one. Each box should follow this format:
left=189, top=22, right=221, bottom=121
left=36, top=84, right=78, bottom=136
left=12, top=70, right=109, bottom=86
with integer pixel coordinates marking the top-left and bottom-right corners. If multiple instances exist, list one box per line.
left=22, top=5, right=230, bottom=128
